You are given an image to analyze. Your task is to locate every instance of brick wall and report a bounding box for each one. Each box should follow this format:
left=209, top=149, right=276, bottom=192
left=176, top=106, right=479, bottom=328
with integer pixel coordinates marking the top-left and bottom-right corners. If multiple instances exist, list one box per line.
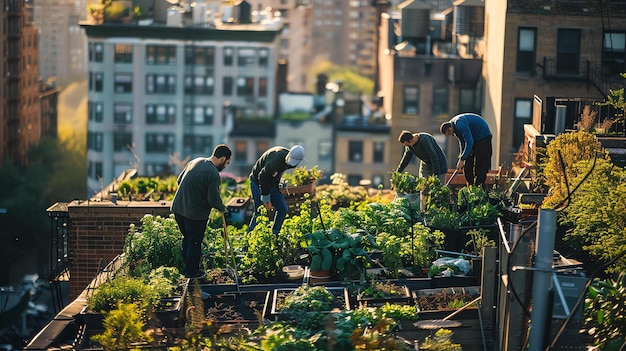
left=67, top=200, right=171, bottom=300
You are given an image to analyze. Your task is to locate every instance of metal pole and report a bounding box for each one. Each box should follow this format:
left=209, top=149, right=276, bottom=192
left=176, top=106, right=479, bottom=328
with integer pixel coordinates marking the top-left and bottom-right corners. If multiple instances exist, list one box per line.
left=527, top=209, right=557, bottom=351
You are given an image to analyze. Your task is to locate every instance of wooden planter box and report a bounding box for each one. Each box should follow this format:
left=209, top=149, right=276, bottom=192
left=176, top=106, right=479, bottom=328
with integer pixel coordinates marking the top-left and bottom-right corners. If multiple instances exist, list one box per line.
left=413, top=286, right=480, bottom=320
left=280, top=183, right=316, bottom=215
left=268, top=286, right=351, bottom=320
left=356, top=285, right=413, bottom=307
left=204, top=290, right=271, bottom=325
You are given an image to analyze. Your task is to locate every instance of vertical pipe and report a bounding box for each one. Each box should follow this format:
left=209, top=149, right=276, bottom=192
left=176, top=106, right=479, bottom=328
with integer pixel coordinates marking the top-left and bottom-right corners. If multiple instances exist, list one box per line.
left=528, top=209, right=557, bottom=351
left=554, top=105, right=566, bottom=135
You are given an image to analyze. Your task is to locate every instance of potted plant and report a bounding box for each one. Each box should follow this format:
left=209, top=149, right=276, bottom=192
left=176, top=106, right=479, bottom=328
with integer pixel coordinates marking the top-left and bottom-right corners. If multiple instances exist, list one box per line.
left=304, top=228, right=376, bottom=283
left=281, top=165, right=322, bottom=193
left=582, top=271, right=626, bottom=350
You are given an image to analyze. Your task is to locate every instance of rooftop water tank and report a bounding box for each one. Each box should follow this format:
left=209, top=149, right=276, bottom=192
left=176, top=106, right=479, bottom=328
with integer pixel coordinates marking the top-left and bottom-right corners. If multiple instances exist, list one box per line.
left=399, top=0, right=430, bottom=39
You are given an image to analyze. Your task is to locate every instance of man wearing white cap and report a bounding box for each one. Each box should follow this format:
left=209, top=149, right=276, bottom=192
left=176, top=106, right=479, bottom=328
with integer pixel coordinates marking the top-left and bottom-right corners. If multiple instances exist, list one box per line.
left=247, top=145, right=304, bottom=235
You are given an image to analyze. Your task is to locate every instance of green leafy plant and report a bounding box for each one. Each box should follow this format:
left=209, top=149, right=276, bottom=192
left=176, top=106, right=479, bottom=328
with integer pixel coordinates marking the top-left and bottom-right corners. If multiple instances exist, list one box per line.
left=304, top=228, right=377, bottom=281
left=390, top=171, right=424, bottom=194
left=124, top=214, right=184, bottom=277
left=87, top=275, right=159, bottom=313
left=240, top=206, right=282, bottom=282
left=583, top=271, right=626, bottom=350
left=360, top=281, right=406, bottom=299
left=465, top=228, right=496, bottom=256
left=91, top=302, right=152, bottom=350
left=420, top=328, right=462, bottom=350
left=282, top=166, right=323, bottom=186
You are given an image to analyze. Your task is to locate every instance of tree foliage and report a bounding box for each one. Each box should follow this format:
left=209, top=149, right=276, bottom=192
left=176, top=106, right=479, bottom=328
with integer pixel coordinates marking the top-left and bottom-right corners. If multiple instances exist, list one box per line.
left=540, top=131, right=609, bottom=209
left=308, top=57, right=374, bottom=95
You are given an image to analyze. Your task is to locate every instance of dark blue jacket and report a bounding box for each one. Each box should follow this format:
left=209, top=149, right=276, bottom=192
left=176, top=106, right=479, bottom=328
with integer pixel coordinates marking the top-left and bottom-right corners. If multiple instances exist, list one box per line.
left=450, top=113, right=491, bottom=160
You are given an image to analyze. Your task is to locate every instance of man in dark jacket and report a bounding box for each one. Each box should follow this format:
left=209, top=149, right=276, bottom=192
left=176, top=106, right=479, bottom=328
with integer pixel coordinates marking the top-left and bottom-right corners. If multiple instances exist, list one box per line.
left=396, top=130, right=448, bottom=183
left=171, top=144, right=232, bottom=279
left=440, top=113, right=492, bottom=187
left=247, top=145, right=304, bottom=235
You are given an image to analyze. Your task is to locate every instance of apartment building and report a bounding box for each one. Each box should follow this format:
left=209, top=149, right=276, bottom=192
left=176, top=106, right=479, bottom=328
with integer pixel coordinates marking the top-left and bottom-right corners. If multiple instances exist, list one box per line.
left=81, top=0, right=283, bottom=196
left=484, top=0, right=626, bottom=167
left=0, top=0, right=41, bottom=167
left=377, top=0, right=484, bottom=173
left=32, top=0, right=87, bottom=85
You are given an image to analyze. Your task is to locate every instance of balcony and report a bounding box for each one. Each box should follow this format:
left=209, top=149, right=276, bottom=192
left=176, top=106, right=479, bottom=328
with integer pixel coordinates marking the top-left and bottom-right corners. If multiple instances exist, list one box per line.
left=540, top=57, right=624, bottom=97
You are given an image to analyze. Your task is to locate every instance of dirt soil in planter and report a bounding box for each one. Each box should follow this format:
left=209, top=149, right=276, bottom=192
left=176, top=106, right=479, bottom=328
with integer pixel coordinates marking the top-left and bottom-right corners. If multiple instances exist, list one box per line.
left=416, top=290, right=479, bottom=311
left=205, top=292, right=267, bottom=322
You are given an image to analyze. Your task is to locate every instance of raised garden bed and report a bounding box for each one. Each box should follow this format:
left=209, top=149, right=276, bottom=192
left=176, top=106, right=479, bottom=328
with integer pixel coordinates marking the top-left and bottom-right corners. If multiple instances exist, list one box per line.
left=269, top=286, right=350, bottom=320
left=413, top=286, right=480, bottom=320
left=204, top=290, right=270, bottom=325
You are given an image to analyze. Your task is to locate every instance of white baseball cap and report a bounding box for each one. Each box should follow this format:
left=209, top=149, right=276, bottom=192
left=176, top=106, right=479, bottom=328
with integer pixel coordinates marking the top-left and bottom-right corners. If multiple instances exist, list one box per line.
left=285, top=145, right=304, bottom=166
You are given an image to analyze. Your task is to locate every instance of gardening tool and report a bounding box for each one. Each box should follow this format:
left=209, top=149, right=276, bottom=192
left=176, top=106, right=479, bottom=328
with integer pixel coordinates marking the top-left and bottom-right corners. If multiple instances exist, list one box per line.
left=446, top=168, right=459, bottom=187
left=222, top=212, right=240, bottom=293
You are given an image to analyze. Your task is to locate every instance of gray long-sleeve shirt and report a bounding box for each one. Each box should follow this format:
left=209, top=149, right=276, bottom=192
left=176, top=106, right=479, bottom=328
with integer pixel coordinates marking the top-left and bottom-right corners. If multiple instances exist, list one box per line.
left=171, top=157, right=227, bottom=220
left=396, top=133, right=448, bottom=176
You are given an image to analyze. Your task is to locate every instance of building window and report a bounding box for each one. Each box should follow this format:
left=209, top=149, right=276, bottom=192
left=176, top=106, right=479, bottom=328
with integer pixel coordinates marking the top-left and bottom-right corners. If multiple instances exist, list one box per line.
left=184, top=75, right=214, bottom=95
left=87, top=131, right=103, bottom=151
left=144, top=163, right=172, bottom=177
left=184, top=45, right=215, bottom=65
left=114, top=73, right=133, bottom=93
left=146, top=74, right=176, bottom=94
left=237, top=48, right=257, bottom=67
left=183, top=105, right=214, bottom=125
left=373, top=141, right=384, bottom=163
left=234, top=140, right=247, bottom=162
left=258, top=77, right=267, bottom=97
left=348, top=140, right=363, bottom=162
left=146, top=104, right=176, bottom=124
left=237, top=77, right=255, bottom=96
left=183, top=134, right=213, bottom=154
left=516, top=28, right=536, bottom=74
left=145, top=133, right=175, bottom=153
left=602, top=31, right=626, bottom=76
left=347, top=174, right=362, bottom=186
left=146, top=45, right=176, bottom=65
left=459, top=88, right=481, bottom=114
left=114, top=44, right=133, bottom=63
left=432, top=86, right=449, bottom=119
left=259, top=48, right=269, bottom=67
left=372, top=174, right=384, bottom=188
left=90, top=161, right=103, bottom=180
left=223, top=76, right=233, bottom=96
left=256, top=141, right=269, bottom=159
left=403, top=86, right=418, bottom=114
left=88, top=101, right=103, bottom=122
left=89, top=42, right=103, bottom=62
left=113, top=132, right=133, bottom=152
left=114, top=103, right=132, bottom=123
left=224, top=47, right=234, bottom=66
left=90, top=72, right=104, bottom=92
left=556, top=28, right=581, bottom=75
left=319, top=140, right=331, bottom=161
left=513, top=98, right=532, bottom=148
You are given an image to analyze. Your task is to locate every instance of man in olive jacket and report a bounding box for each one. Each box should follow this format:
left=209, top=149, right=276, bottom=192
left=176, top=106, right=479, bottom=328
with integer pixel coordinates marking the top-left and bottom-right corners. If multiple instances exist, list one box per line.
left=171, top=144, right=232, bottom=279
left=247, top=145, right=304, bottom=235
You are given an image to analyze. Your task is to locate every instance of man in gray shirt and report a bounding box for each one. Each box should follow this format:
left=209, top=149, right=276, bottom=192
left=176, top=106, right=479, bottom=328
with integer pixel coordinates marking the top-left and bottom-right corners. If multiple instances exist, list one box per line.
left=396, top=130, right=448, bottom=183
left=171, top=144, right=231, bottom=279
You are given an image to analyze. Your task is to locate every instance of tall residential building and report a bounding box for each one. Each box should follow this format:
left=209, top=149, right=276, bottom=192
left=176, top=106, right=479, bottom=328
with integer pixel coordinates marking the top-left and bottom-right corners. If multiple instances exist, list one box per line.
left=81, top=0, right=283, bottom=196
left=33, top=0, right=87, bottom=85
left=310, top=0, right=377, bottom=79
left=0, top=0, right=41, bottom=167
left=245, top=0, right=313, bottom=93
left=377, top=0, right=484, bottom=173
left=484, top=0, right=626, bottom=167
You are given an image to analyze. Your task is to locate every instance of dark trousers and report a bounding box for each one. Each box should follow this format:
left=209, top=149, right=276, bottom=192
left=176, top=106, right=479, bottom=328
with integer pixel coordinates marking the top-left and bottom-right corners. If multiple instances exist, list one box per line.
left=247, top=177, right=288, bottom=235
left=174, top=213, right=207, bottom=275
left=464, top=135, right=492, bottom=187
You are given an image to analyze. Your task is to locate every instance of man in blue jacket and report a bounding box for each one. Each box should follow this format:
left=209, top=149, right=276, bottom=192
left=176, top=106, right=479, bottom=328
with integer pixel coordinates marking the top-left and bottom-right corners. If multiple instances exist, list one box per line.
left=440, top=113, right=492, bottom=187
left=171, top=144, right=232, bottom=279
left=247, top=145, right=304, bottom=235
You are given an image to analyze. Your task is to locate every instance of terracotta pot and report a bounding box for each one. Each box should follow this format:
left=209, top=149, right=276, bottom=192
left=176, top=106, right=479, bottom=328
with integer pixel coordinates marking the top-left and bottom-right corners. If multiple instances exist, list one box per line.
left=308, top=269, right=334, bottom=284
